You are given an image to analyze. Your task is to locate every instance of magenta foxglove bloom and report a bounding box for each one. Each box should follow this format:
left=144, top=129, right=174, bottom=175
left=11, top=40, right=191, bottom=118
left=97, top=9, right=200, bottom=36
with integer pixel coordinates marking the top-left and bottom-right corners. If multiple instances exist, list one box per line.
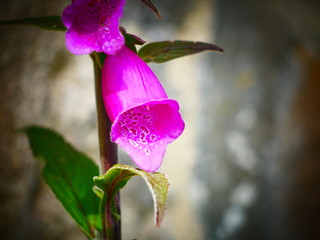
left=62, top=0, right=126, bottom=55
left=102, top=46, right=185, bottom=172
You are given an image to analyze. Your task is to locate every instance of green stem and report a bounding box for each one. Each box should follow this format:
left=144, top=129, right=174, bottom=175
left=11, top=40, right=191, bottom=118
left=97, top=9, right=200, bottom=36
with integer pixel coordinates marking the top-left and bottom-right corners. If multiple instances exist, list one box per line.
left=92, top=53, right=121, bottom=240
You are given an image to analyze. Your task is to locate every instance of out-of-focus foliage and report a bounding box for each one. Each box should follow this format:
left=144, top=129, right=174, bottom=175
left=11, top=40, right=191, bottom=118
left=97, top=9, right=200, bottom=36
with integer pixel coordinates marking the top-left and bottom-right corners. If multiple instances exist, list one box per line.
left=0, top=16, right=66, bottom=31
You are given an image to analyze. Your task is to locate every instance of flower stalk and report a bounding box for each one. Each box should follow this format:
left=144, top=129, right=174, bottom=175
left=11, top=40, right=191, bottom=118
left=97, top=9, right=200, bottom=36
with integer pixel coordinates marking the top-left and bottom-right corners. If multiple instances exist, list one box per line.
left=92, top=54, right=121, bottom=240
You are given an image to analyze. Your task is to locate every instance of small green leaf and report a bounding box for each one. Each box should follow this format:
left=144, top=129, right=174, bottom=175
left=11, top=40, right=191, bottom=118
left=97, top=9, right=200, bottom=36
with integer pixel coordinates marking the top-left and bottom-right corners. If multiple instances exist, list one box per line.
left=120, top=27, right=146, bottom=53
left=0, top=16, right=66, bottom=31
left=138, top=40, right=224, bottom=63
left=22, top=126, right=101, bottom=238
left=122, top=29, right=146, bottom=54
left=91, top=52, right=107, bottom=70
left=94, top=164, right=169, bottom=227
left=140, top=0, right=162, bottom=18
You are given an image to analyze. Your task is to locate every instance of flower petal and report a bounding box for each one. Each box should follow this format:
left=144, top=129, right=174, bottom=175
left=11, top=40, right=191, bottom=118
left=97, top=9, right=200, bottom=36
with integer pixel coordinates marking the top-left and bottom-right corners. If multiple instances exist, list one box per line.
left=112, top=100, right=184, bottom=172
left=102, top=47, right=185, bottom=172
left=102, top=46, right=168, bottom=121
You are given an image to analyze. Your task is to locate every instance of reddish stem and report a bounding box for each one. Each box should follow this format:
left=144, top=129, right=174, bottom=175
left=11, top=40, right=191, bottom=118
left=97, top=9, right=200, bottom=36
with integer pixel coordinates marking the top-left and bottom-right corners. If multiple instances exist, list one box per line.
left=93, top=55, right=121, bottom=240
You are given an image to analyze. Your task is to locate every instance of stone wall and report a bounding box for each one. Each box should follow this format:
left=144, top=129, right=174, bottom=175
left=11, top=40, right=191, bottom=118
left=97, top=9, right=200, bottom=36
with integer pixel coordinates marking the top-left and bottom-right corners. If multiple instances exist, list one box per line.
left=0, top=0, right=319, bottom=239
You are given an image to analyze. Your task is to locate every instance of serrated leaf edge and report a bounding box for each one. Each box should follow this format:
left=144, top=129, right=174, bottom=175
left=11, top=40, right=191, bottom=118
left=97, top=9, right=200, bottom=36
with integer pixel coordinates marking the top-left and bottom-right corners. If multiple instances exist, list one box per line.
left=104, top=164, right=169, bottom=227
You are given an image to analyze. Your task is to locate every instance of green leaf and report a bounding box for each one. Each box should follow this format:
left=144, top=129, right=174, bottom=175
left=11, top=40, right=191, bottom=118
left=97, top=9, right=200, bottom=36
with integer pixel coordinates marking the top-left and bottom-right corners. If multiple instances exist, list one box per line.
left=22, top=126, right=101, bottom=239
left=120, top=27, right=146, bottom=54
left=0, top=16, right=66, bottom=31
left=140, top=0, right=162, bottom=18
left=138, top=40, right=224, bottom=63
left=94, top=164, right=169, bottom=227
left=124, top=32, right=146, bottom=54
left=91, top=52, right=107, bottom=70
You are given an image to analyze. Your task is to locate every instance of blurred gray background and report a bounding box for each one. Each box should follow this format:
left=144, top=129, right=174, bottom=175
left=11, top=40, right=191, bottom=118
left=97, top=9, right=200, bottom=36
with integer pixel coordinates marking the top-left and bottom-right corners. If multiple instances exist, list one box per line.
left=1, top=0, right=320, bottom=239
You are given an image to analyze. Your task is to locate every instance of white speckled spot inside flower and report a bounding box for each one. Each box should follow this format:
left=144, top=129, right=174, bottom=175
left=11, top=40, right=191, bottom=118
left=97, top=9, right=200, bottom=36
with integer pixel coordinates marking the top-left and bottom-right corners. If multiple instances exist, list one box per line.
left=116, top=105, right=159, bottom=156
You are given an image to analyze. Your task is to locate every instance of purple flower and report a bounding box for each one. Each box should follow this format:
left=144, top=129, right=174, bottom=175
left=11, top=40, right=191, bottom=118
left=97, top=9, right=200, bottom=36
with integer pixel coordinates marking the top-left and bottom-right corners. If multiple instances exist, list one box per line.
left=62, top=0, right=126, bottom=55
left=102, top=46, right=185, bottom=172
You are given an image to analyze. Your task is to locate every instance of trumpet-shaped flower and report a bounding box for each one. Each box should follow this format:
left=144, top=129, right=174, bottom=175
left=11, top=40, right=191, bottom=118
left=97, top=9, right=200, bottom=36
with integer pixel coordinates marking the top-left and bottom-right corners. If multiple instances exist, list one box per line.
left=62, top=0, right=126, bottom=55
left=102, top=46, right=185, bottom=172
